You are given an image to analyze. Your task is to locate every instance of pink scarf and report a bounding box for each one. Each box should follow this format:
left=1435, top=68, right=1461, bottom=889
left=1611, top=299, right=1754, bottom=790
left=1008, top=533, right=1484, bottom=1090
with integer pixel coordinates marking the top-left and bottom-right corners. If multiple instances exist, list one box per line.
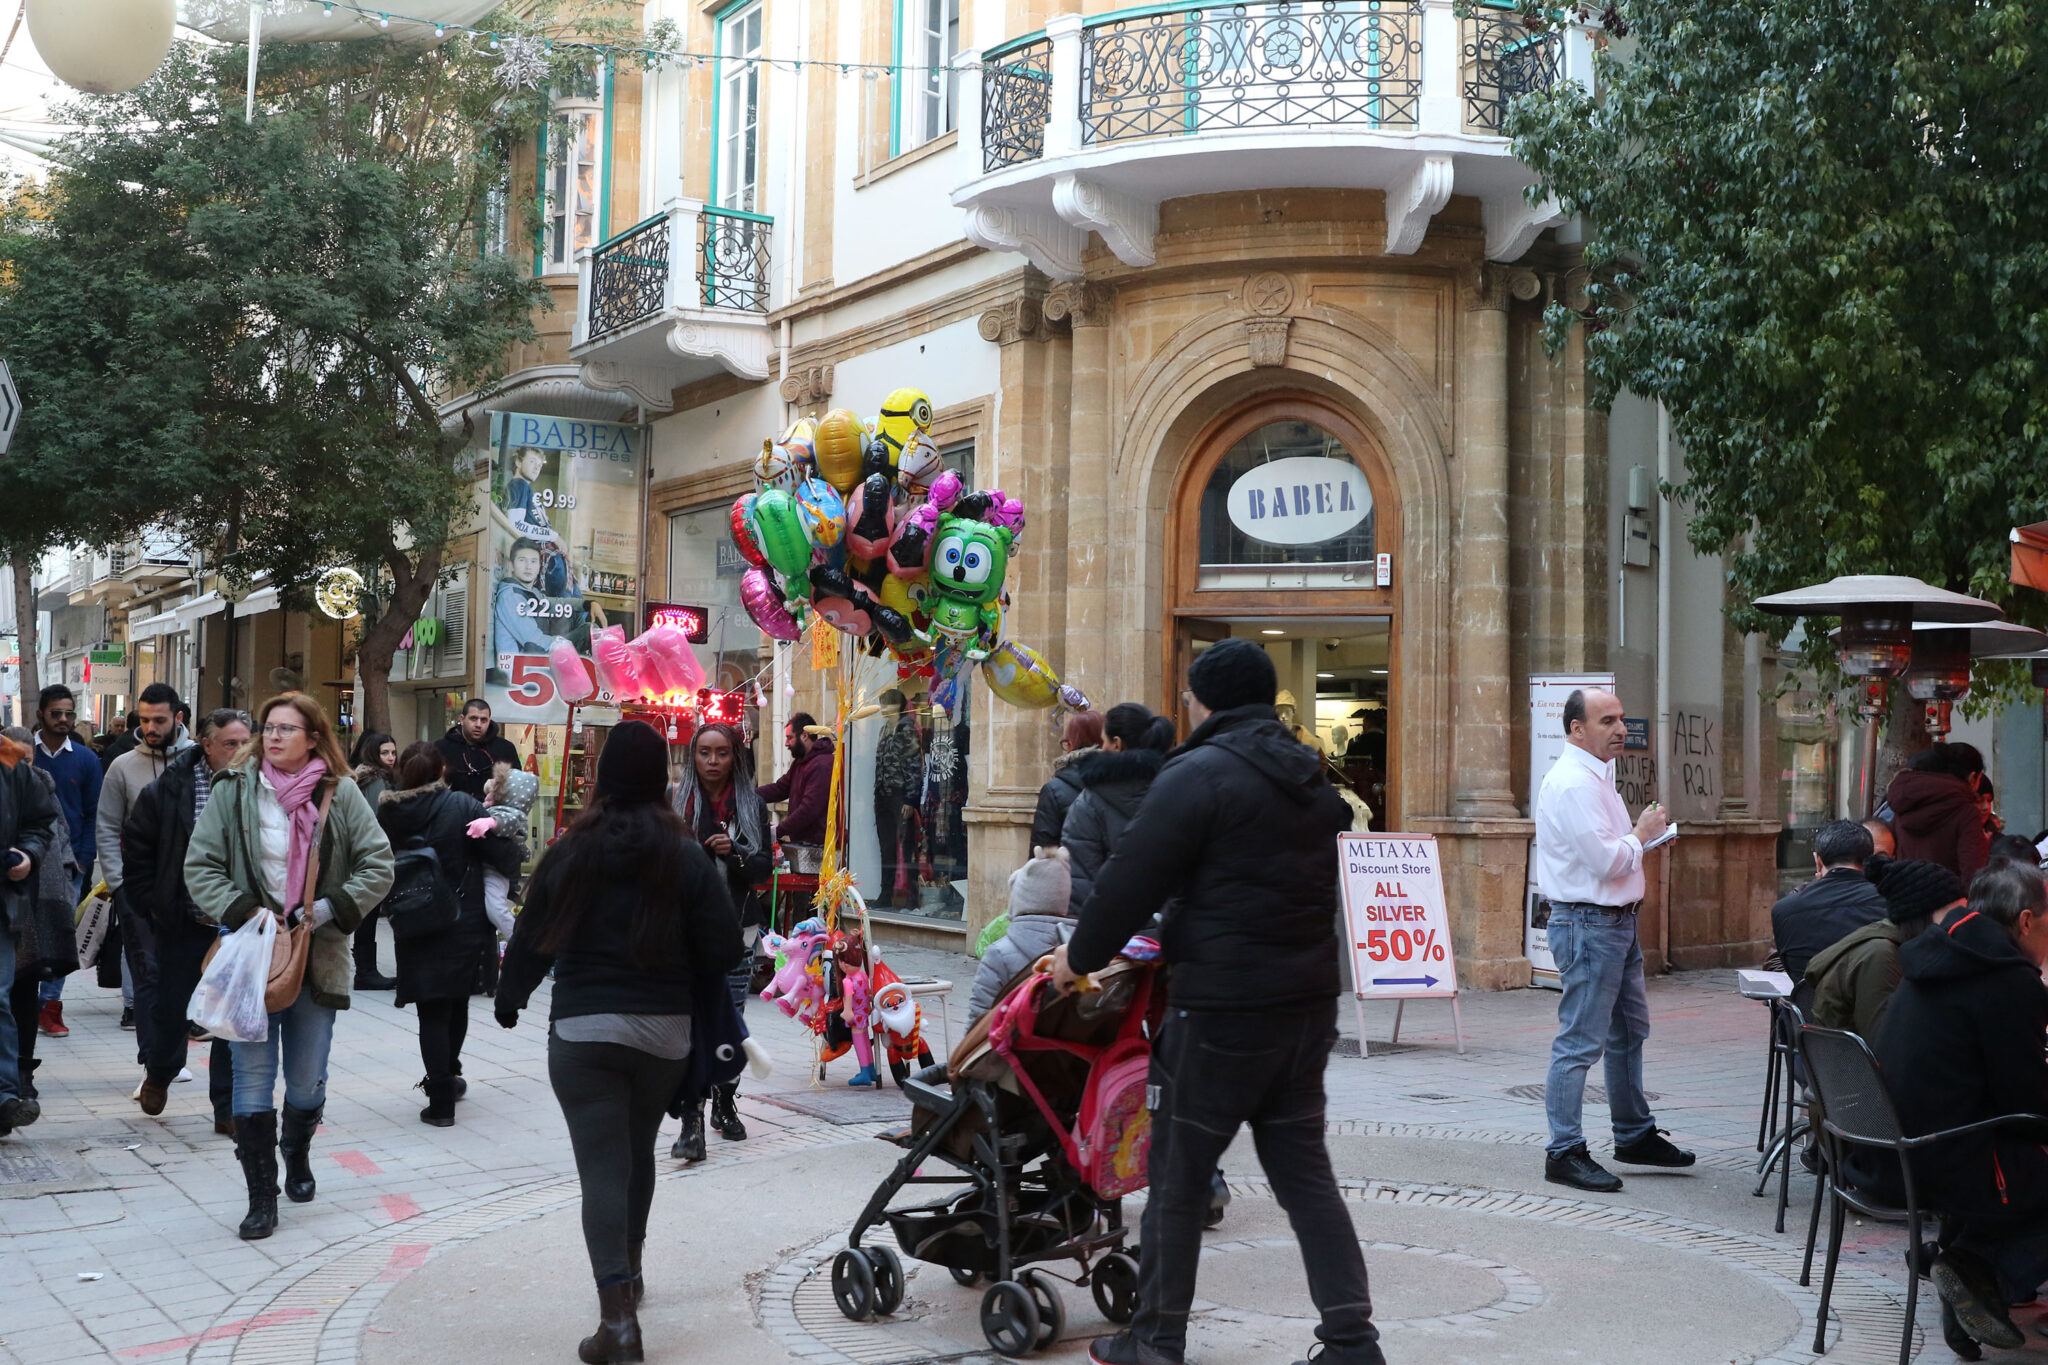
left=262, top=758, right=329, bottom=908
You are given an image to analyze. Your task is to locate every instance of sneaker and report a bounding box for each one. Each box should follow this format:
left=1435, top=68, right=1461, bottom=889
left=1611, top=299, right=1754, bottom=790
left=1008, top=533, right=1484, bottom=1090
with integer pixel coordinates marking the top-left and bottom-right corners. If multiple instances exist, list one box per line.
left=1088, top=1333, right=1177, bottom=1365
left=1931, top=1249, right=2024, bottom=1351
left=175, top=1068, right=193, bottom=1083
left=1544, top=1143, right=1623, bottom=1192
left=120, top=1006, right=136, bottom=1031
left=1612, top=1129, right=1695, bottom=1168
left=37, top=1001, right=68, bottom=1037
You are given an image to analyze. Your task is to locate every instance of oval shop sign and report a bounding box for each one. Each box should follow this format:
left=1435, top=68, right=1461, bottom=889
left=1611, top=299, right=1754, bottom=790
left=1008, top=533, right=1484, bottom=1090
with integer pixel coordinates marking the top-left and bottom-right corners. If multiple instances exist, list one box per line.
left=1226, top=456, right=1373, bottom=546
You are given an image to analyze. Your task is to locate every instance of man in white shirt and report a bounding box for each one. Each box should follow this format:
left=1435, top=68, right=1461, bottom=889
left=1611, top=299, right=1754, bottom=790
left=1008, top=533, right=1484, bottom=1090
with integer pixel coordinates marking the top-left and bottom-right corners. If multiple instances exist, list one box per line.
left=1534, top=686, right=1693, bottom=1192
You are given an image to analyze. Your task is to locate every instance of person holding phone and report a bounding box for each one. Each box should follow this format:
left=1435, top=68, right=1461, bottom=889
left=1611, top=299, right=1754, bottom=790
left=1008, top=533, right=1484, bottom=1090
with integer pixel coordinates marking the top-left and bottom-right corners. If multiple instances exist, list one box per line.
left=1533, top=686, right=1690, bottom=1193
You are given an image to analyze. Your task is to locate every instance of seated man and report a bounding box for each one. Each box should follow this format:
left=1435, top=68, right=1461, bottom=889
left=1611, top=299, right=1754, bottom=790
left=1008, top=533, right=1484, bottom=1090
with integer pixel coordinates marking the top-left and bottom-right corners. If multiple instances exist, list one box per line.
left=1805, top=857, right=1962, bottom=1039
left=1872, top=861, right=2048, bottom=1353
left=1771, top=819, right=1889, bottom=979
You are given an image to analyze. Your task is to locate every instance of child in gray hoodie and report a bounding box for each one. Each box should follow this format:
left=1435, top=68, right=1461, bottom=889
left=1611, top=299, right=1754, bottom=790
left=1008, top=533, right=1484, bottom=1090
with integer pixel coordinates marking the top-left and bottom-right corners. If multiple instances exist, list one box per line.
left=480, top=762, right=541, bottom=942
left=968, top=846, right=1073, bottom=1022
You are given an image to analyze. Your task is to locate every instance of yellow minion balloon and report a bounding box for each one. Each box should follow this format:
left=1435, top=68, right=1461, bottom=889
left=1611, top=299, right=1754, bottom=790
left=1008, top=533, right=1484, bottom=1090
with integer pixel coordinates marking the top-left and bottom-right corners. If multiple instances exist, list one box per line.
left=873, top=387, right=935, bottom=467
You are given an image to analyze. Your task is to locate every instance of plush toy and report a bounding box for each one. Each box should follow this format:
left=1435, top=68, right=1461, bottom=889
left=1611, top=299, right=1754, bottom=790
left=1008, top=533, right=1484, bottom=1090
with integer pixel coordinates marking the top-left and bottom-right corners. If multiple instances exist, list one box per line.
left=872, top=387, right=934, bottom=468
left=926, top=514, right=1012, bottom=658
left=760, top=927, right=830, bottom=1022
left=840, top=967, right=878, bottom=1086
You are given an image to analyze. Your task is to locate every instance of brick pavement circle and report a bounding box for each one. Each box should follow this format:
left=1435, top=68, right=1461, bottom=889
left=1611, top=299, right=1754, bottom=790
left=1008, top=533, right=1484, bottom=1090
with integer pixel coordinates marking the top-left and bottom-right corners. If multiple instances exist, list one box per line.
left=763, top=1177, right=1919, bottom=1365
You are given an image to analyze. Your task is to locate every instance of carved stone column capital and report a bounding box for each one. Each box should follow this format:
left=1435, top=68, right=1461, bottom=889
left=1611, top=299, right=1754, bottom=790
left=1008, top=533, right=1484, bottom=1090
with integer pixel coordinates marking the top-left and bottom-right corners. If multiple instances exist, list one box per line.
left=778, top=361, right=834, bottom=406
left=1043, top=280, right=1115, bottom=328
left=1465, top=263, right=1542, bottom=312
left=977, top=292, right=1055, bottom=346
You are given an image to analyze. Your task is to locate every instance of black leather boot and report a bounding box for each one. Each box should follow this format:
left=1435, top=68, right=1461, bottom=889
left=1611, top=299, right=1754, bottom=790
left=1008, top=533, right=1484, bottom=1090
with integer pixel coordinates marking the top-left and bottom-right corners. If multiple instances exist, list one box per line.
left=420, top=1078, right=456, bottom=1127
left=625, top=1238, right=644, bottom=1308
left=577, top=1280, right=644, bottom=1364
left=710, top=1083, right=746, bottom=1141
left=233, top=1112, right=280, bottom=1240
left=670, top=1102, right=706, bottom=1163
left=279, top=1103, right=321, bottom=1203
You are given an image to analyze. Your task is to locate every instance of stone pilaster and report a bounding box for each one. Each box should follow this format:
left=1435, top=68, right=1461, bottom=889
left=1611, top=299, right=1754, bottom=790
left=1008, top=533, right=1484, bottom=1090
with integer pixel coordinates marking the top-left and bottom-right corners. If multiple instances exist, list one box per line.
left=1045, top=280, right=1114, bottom=702
left=1450, top=263, right=1536, bottom=818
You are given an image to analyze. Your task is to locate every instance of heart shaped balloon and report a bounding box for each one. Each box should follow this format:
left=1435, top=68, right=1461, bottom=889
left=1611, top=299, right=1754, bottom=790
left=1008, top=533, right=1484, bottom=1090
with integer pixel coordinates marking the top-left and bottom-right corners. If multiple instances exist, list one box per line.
left=741, top=568, right=804, bottom=641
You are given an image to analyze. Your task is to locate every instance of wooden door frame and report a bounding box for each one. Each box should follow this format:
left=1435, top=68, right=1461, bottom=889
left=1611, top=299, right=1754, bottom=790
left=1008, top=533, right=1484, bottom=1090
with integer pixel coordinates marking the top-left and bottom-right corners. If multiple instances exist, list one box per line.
left=1162, top=391, right=1403, bottom=827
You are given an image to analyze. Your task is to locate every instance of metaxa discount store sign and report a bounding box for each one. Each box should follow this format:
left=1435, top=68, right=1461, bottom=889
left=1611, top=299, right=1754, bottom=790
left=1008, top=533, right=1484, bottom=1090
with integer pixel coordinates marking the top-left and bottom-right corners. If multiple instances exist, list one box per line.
left=1337, top=834, right=1459, bottom=1000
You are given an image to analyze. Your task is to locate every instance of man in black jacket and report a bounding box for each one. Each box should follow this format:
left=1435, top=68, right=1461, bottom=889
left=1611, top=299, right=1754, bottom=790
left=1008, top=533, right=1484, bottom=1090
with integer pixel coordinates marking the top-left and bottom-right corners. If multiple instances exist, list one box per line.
left=1873, top=861, right=2048, bottom=1351
left=0, top=747, right=63, bottom=1135
left=1052, top=637, right=1379, bottom=1365
left=436, top=699, right=520, bottom=802
left=1771, top=818, right=1889, bottom=979
left=126, top=709, right=250, bottom=1129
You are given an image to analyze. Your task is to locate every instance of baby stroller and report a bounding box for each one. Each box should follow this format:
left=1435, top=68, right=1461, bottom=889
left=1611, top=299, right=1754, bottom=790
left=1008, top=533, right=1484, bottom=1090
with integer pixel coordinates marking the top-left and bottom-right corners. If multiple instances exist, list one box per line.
left=830, top=952, right=1162, bottom=1357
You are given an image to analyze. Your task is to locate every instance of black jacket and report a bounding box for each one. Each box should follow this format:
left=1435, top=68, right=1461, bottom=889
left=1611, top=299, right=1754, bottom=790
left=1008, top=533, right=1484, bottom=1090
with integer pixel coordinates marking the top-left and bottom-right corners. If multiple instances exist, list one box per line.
left=1770, top=867, right=1889, bottom=981
left=122, top=747, right=210, bottom=932
left=98, top=729, right=140, bottom=773
left=1062, top=748, right=1164, bottom=915
left=496, top=821, right=744, bottom=1021
left=1067, top=705, right=1353, bottom=1011
left=0, top=752, right=62, bottom=936
left=376, top=782, right=521, bottom=1005
left=437, top=723, right=521, bottom=802
left=1030, top=746, right=1096, bottom=849
left=1871, top=907, right=2048, bottom=1218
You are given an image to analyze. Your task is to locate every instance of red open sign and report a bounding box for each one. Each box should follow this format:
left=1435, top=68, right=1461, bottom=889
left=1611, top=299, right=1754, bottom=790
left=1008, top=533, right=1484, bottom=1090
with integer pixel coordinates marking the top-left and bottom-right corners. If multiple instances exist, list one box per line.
left=643, top=600, right=709, bottom=643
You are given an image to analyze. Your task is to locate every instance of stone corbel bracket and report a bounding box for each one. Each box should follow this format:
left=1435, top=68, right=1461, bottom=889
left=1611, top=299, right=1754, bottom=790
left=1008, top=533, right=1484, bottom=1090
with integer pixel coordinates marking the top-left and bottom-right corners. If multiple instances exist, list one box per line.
left=1485, top=191, right=1568, bottom=263
left=1385, top=154, right=1455, bottom=256
left=579, top=359, right=675, bottom=414
left=779, top=362, right=834, bottom=406
left=668, top=316, right=772, bottom=381
left=965, top=204, right=1087, bottom=282
left=1052, top=174, right=1158, bottom=269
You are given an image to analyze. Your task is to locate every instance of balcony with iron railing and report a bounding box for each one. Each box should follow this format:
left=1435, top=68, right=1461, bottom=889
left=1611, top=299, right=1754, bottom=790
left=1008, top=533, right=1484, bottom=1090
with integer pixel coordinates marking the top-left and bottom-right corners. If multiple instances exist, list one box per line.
left=955, top=0, right=1589, bottom=277
left=73, top=531, right=194, bottom=606
left=570, top=200, right=775, bottom=414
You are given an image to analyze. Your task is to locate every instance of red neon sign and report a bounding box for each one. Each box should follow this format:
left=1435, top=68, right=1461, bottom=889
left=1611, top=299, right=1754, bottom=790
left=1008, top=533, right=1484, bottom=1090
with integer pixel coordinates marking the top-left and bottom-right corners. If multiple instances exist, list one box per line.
left=643, top=601, right=709, bottom=643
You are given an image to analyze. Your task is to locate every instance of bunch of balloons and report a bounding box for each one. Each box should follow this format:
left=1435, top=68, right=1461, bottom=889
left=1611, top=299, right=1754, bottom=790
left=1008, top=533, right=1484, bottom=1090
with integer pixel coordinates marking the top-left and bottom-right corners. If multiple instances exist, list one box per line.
left=731, top=387, right=1090, bottom=719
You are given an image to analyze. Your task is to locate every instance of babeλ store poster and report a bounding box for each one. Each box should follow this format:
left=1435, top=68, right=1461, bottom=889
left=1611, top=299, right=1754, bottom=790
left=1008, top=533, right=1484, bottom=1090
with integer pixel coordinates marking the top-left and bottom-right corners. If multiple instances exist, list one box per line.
left=484, top=411, right=643, bottom=724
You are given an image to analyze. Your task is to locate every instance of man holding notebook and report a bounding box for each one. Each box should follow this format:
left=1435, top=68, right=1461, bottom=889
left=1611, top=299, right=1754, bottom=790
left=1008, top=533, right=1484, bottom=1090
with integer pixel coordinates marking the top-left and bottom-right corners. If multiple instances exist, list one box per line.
left=1534, top=686, right=1693, bottom=1192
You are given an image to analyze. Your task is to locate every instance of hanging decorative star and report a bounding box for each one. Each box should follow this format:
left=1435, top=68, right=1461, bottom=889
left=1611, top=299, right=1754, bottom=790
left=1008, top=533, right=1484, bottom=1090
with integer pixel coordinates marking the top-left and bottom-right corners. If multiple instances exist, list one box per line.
left=493, top=34, right=551, bottom=92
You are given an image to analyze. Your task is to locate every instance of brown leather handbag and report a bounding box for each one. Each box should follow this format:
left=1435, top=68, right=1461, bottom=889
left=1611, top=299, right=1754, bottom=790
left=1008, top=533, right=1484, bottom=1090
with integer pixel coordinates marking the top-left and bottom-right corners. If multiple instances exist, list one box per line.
left=262, top=784, right=333, bottom=1012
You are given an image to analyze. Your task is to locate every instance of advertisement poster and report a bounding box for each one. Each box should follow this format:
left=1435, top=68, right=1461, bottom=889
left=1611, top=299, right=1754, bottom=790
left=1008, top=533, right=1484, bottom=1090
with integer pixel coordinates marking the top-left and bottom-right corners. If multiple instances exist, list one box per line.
left=1337, top=833, right=1458, bottom=1000
left=1526, top=672, right=1614, bottom=985
left=484, top=411, right=644, bottom=724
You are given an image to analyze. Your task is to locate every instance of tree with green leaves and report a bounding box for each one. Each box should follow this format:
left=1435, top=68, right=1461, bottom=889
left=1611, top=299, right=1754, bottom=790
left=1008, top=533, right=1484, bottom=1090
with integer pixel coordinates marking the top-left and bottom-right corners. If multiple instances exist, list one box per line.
left=1507, top=0, right=2048, bottom=679
left=0, top=30, right=589, bottom=731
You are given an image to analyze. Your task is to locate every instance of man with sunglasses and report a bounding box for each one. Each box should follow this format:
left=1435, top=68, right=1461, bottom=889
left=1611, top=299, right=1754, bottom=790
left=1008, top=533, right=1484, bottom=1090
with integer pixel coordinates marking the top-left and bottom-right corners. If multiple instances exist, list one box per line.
left=30, top=685, right=100, bottom=1038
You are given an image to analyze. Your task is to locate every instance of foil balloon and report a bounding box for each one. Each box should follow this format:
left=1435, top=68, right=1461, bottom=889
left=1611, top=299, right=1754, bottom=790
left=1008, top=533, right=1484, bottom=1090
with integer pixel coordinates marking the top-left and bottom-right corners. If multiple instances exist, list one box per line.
left=844, top=472, right=895, bottom=560
left=982, top=640, right=1064, bottom=709
left=926, top=514, right=1011, bottom=656
left=886, top=512, right=934, bottom=578
left=1058, top=684, right=1091, bottom=713
left=749, top=489, right=813, bottom=581
left=873, top=387, right=934, bottom=467
left=741, top=568, right=804, bottom=641
left=639, top=624, right=705, bottom=697
left=871, top=603, right=922, bottom=651
left=730, top=493, right=768, bottom=569
left=547, top=637, right=595, bottom=704
left=809, top=566, right=875, bottom=636
left=878, top=572, right=932, bottom=623
left=793, top=476, right=847, bottom=550
left=812, top=408, right=868, bottom=494
left=895, top=430, right=944, bottom=494
left=756, top=418, right=814, bottom=494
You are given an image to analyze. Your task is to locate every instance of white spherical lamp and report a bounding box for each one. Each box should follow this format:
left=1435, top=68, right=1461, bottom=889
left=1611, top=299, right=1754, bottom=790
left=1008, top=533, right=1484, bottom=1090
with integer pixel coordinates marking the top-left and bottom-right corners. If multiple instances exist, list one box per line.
left=26, top=0, right=176, bottom=96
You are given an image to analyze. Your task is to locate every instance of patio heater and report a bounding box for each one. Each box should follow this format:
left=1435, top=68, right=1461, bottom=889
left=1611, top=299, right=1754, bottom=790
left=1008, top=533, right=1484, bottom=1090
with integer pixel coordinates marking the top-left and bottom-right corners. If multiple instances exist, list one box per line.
left=1907, top=621, right=2048, bottom=742
left=1752, top=575, right=2002, bottom=817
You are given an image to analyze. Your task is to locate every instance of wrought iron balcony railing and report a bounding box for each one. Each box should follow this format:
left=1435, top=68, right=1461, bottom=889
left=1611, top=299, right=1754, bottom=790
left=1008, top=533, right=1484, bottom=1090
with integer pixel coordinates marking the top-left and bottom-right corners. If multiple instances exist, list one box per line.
left=1459, top=8, right=1560, bottom=133
left=589, top=212, right=672, bottom=340
left=698, top=208, right=772, bottom=314
left=982, top=33, right=1054, bottom=171
left=1081, top=0, right=1423, bottom=146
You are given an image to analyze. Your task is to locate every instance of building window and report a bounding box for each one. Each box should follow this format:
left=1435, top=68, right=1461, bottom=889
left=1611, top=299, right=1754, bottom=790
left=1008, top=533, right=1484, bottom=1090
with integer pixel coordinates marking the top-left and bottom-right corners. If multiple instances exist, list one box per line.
left=483, top=179, right=511, bottom=257
left=902, top=0, right=961, bottom=151
left=717, top=1, right=764, bottom=212
left=545, top=99, right=601, bottom=274
left=668, top=503, right=768, bottom=696
left=1196, top=420, right=1377, bottom=590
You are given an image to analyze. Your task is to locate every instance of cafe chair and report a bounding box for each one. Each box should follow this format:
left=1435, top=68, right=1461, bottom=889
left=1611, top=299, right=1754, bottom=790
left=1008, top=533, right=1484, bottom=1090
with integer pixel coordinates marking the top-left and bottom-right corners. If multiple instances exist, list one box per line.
left=1753, top=977, right=1817, bottom=1233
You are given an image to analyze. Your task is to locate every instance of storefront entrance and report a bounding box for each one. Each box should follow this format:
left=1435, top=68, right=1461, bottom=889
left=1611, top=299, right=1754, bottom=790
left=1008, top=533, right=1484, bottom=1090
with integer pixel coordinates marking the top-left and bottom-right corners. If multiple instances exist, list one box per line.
left=1166, top=394, right=1401, bottom=825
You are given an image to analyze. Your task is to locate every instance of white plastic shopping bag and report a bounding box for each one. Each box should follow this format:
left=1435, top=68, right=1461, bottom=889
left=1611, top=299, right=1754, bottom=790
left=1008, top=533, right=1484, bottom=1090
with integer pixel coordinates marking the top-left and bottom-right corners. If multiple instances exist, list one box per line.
left=187, top=914, right=275, bottom=1043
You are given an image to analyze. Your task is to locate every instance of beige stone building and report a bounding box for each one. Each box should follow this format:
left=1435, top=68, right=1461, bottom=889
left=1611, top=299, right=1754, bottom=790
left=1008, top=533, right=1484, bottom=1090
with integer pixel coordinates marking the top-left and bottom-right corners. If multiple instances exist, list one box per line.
left=438, top=0, right=1878, bottom=984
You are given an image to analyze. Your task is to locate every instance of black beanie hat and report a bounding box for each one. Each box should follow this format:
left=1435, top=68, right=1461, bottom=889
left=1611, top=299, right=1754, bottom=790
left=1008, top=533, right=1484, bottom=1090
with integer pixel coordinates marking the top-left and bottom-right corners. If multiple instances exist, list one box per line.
left=595, top=720, right=671, bottom=804
left=1188, top=637, right=1279, bottom=712
left=1865, top=855, right=1964, bottom=923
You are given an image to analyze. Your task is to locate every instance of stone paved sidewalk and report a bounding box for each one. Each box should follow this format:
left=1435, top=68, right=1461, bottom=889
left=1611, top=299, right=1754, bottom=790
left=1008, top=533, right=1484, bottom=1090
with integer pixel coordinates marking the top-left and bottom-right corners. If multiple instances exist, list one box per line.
left=3, top=929, right=2043, bottom=1364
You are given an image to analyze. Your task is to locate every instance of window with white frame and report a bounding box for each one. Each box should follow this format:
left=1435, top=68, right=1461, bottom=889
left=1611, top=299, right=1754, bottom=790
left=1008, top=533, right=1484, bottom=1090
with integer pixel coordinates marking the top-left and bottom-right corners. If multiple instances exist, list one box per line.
left=903, top=0, right=962, bottom=150
left=545, top=96, right=601, bottom=273
left=483, top=178, right=511, bottom=257
left=717, top=2, right=763, bottom=212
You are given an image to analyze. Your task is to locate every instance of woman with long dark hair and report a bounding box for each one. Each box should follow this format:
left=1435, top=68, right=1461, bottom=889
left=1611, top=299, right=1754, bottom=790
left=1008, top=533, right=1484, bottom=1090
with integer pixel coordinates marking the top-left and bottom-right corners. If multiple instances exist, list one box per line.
left=348, top=731, right=400, bottom=989
left=495, top=721, right=743, bottom=1364
left=668, top=720, right=770, bottom=1159
left=186, top=694, right=394, bottom=1240
left=1061, top=703, right=1178, bottom=913
left=377, top=741, right=519, bottom=1126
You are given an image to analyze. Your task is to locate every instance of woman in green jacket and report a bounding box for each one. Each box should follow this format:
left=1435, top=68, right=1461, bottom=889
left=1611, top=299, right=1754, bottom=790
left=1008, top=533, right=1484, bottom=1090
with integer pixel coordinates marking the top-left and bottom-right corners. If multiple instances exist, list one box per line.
left=186, top=693, right=394, bottom=1241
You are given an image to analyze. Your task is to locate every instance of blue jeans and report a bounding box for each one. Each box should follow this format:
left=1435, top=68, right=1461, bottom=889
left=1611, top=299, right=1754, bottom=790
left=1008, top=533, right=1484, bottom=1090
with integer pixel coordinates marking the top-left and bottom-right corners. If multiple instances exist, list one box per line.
left=0, top=927, right=19, bottom=1102
left=1544, top=904, right=1656, bottom=1156
left=230, top=985, right=336, bottom=1115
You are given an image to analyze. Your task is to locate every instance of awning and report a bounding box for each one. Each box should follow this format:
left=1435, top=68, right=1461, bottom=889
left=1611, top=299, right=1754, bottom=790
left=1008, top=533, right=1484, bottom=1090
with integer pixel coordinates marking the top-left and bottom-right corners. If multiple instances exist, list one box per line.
left=2012, top=522, right=2048, bottom=593
left=236, top=586, right=282, bottom=617
left=126, top=610, right=185, bottom=641
left=173, top=593, right=227, bottom=629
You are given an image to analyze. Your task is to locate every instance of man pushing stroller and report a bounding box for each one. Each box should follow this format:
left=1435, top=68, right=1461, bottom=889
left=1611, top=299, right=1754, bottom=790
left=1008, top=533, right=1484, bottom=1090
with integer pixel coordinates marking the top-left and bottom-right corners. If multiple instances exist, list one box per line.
left=1052, top=638, right=1383, bottom=1365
